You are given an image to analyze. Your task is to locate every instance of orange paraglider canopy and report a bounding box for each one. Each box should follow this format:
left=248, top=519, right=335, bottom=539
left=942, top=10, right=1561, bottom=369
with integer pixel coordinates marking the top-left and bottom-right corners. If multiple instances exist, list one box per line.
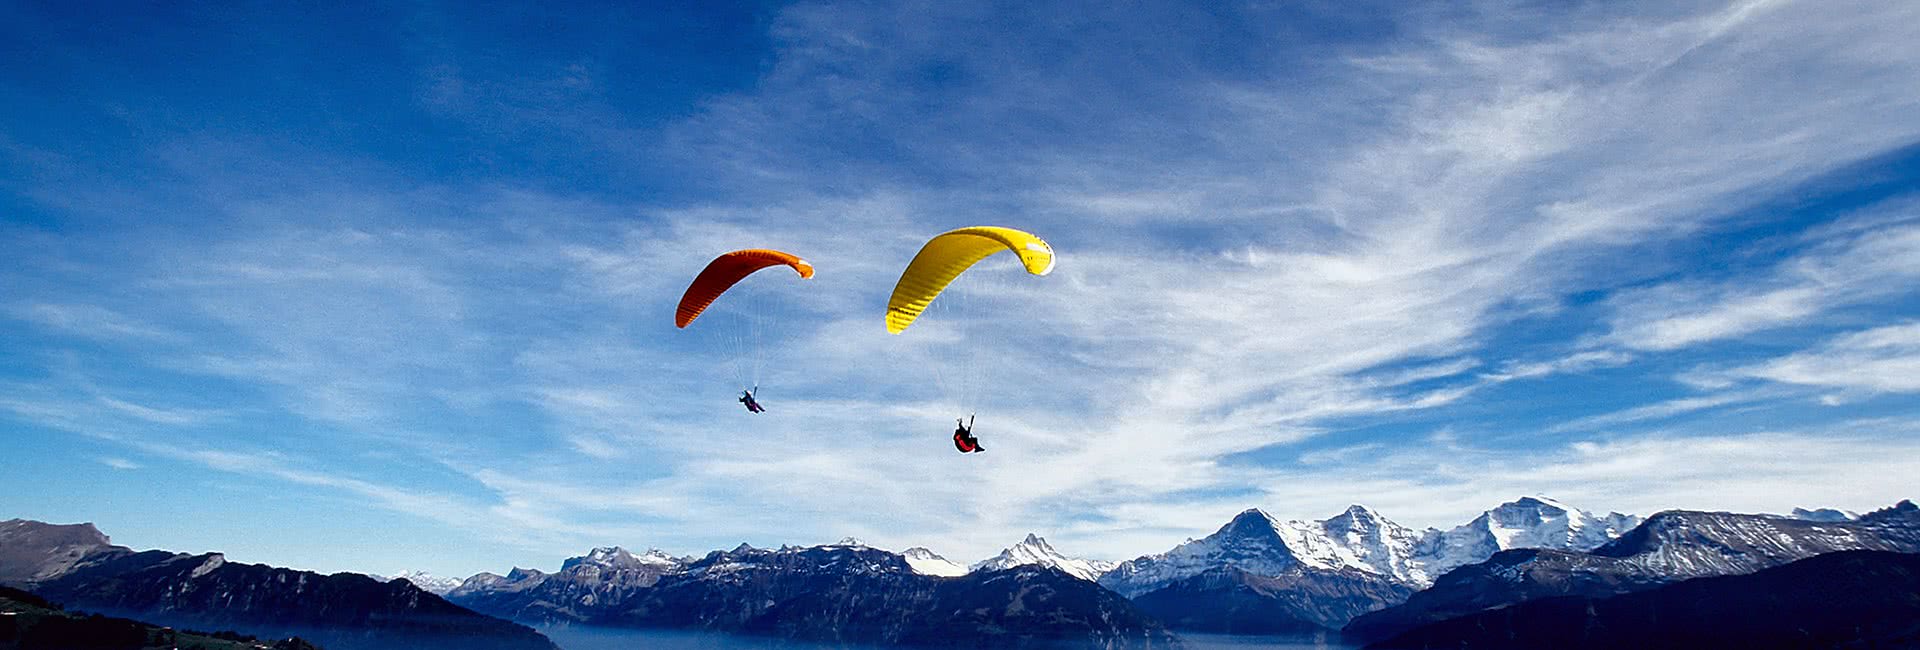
left=675, top=249, right=814, bottom=328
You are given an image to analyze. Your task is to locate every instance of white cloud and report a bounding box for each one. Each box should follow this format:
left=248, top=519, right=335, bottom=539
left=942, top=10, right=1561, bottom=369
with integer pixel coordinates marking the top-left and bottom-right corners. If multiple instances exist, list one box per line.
left=1484, top=350, right=1634, bottom=382
left=1548, top=388, right=1779, bottom=433
left=97, top=457, right=141, bottom=470
left=1605, top=210, right=1920, bottom=351
left=1736, top=322, right=1920, bottom=393
left=8, top=303, right=177, bottom=342
left=95, top=396, right=221, bottom=427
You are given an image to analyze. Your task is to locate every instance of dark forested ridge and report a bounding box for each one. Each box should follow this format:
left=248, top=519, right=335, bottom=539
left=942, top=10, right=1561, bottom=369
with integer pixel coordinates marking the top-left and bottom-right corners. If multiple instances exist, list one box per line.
left=1368, top=550, right=1920, bottom=650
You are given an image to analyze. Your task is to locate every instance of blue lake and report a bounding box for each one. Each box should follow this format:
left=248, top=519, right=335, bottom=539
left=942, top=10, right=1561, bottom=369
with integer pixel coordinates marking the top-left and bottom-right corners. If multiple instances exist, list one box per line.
left=541, top=626, right=1357, bottom=650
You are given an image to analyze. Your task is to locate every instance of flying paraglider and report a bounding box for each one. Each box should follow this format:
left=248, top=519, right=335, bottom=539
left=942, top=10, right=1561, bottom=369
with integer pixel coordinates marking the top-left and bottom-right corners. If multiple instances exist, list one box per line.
left=676, top=249, right=814, bottom=410
left=886, top=226, right=1053, bottom=452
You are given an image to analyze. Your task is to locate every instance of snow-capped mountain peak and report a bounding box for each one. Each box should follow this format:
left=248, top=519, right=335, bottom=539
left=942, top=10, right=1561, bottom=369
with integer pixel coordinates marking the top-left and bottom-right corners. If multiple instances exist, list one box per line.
left=1217, top=508, right=1284, bottom=540
left=900, top=547, right=968, bottom=577
left=1476, top=496, right=1638, bottom=550
left=1275, top=505, right=1425, bottom=583
left=384, top=570, right=462, bottom=595
left=1408, top=496, right=1641, bottom=582
left=971, top=534, right=1114, bottom=582
left=1098, top=508, right=1303, bottom=596
left=1322, top=504, right=1399, bottom=539
left=555, top=546, right=686, bottom=574
left=1017, top=533, right=1050, bottom=552
left=640, top=549, right=684, bottom=565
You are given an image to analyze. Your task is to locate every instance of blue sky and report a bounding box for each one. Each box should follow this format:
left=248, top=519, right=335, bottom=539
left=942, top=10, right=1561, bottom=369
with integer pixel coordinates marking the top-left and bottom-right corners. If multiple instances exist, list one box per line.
left=3, top=0, right=1918, bottom=579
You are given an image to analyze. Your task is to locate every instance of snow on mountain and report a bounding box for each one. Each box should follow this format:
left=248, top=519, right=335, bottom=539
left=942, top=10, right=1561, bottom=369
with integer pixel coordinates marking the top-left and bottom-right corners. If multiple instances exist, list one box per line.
left=558, top=546, right=683, bottom=573
left=1790, top=507, right=1858, bottom=522
left=971, top=534, right=1115, bottom=582
left=1099, top=509, right=1305, bottom=596
left=900, top=547, right=968, bottom=577
left=1276, top=505, right=1428, bottom=583
left=1592, top=507, right=1920, bottom=578
left=1417, top=496, right=1641, bottom=579
left=384, top=570, right=463, bottom=595
left=1102, top=497, right=1638, bottom=595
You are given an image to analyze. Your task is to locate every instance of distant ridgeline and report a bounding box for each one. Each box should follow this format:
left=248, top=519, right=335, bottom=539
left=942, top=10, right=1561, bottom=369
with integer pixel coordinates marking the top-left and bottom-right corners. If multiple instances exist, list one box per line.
left=6, top=497, right=1918, bottom=649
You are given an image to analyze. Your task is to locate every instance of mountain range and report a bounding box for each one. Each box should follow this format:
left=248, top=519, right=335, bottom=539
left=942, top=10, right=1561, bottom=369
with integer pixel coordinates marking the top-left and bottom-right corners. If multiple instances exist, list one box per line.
left=438, top=496, right=1648, bottom=636
left=441, top=539, right=1171, bottom=647
left=7, top=496, right=1916, bottom=648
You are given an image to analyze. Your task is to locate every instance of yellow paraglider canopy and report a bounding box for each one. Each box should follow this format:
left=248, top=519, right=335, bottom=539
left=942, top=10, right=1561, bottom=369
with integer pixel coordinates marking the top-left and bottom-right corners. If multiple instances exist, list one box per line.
left=886, top=226, right=1054, bottom=334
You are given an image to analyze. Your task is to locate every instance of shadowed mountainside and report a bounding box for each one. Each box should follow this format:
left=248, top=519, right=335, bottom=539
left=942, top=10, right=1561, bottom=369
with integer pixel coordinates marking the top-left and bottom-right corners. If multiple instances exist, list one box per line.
left=0, top=520, right=556, bottom=650
left=1369, top=550, right=1920, bottom=650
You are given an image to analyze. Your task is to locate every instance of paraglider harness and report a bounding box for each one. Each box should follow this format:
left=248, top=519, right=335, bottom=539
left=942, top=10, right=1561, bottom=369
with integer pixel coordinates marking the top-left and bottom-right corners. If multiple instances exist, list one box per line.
left=953, top=415, right=982, bottom=453
left=739, top=388, right=766, bottom=414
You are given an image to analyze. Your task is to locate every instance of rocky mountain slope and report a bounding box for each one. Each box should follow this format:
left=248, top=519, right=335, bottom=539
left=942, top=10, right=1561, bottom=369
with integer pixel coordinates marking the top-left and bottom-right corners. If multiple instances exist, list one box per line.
left=0, top=519, right=113, bottom=585
left=446, top=545, right=686, bottom=624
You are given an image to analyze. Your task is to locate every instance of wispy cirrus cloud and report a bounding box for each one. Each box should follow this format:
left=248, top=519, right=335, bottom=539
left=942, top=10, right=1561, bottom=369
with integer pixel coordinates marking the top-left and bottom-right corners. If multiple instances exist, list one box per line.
left=1734, top=322, right=1920, bottom=394
left=1603, top=205, right=1920, bottom=351
left=1547, top=388, right=1781, bottom=433
left=96, top=456, right=141, bottom=470
left=6, top=303, right=178, bottom=342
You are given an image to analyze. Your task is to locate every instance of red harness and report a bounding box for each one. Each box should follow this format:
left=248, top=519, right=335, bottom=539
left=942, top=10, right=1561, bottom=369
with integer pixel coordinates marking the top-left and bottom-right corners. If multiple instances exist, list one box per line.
left=953, top=432, right=978, bottom=453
